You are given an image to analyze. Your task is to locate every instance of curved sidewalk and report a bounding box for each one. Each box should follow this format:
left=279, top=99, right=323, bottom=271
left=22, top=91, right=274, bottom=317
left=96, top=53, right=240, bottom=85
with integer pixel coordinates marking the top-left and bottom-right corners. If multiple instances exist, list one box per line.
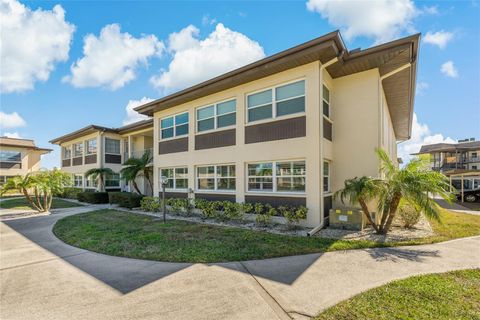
left=1, top=206, right=479, bottom=320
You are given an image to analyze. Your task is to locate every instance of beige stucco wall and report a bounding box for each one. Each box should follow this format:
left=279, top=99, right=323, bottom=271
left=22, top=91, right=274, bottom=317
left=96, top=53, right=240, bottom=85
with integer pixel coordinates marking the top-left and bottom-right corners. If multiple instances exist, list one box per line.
left=0, top=146, right=45, bottom=177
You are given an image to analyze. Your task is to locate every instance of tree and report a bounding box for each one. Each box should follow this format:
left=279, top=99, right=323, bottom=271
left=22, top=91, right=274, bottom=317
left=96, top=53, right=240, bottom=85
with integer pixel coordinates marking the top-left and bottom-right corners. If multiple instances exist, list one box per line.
left=335, top=149, right=453, bottom=234
left=85, top=167, right=114, bottom=191
left=0, top=169, right=71, bottom=212
left=120, top=149, right=153, bottom=195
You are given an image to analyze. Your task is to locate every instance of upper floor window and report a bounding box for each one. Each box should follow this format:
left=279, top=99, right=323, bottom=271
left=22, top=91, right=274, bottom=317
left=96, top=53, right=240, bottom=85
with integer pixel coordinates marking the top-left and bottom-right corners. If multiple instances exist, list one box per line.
left=73, top=143, right=83, bottom=158
left=161, top=112, right=189, bottom=139
left=0, top=151, right=21, bottom=163
left=196, top=164, right=236, bottom=191
left=62, top=146, right=71, bottom=159
left=86, top=139, right=97, bottom=155
left=472, top=152, right=478, bottom=159
left=322, top=84, right=330, bottom=118
left=323, top=161, right=331, bottom=193
left=247, top=80, right=305, bottom=123
left=160, top=167, right=188, bottom=190
left=247, top=160, right=306, bottom=193
left=105, top=138, right=120, bottom=154
left=197, top=99, right=236, bottom=133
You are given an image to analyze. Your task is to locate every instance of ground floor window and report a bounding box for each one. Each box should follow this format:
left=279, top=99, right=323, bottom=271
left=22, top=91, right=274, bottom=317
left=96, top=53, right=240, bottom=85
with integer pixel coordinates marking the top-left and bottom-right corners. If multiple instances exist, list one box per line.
left=196, top=164, right=236, bottom=191
left=160, top=167, right=188, bottom=190
left=85, top=175, right=98, bottom=188
left=73, top=174, right=83, bottom=187
left=323, top=160, right=331, bottom=193
left=0, top=176, right=13, bottom=186
left=105, top=173, right=120, bottom=188
left=247, top=160, right=306, bottom=193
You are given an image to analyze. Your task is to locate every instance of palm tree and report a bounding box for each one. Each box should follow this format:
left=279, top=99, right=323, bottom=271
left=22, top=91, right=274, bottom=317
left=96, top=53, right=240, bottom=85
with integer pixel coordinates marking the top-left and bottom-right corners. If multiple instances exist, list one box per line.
left=120, top=150, right=153, bottom=195
left=376, top=149, right=452, bottom=234
left=335, top=149, right=453, bottom=234
left=335, top=176, right=382, bottom=233
left=85, top=168, right=114, bottom=191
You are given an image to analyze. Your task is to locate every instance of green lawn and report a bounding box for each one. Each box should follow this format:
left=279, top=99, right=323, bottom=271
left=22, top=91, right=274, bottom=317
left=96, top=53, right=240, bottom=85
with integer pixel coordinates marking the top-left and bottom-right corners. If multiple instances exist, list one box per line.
left=0, top=197, right=83, bottom=210
left=316, top=269, right=480, bottom=320
left=53, top=208, right=480, bottom=263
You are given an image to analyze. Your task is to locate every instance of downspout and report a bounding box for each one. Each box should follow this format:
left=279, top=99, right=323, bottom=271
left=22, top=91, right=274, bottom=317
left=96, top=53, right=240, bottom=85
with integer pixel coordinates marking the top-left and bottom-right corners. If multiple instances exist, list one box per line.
left=308, top=51, right=344, bottom=237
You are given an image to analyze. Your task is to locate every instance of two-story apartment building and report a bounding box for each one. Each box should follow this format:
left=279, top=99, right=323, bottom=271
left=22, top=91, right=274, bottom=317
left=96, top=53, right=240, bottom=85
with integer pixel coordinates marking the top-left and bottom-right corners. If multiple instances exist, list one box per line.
left=51, top=31, right=419, bottom=227
left=50, top=119, right=154, bottom=195
left=415, top=139, right=480, bottom=191
left=0, top=137, right=52, bottom=186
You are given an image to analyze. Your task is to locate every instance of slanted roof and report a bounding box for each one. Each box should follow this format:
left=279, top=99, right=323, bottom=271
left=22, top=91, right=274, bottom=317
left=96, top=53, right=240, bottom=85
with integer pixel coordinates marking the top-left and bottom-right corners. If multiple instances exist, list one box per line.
left=134, top=30, right=419, bottom=141
left=0, top=137, right=52, bottom=153
left=117, top=119, right=153, bottom=134
left=415, top=141, right=480, bottom=154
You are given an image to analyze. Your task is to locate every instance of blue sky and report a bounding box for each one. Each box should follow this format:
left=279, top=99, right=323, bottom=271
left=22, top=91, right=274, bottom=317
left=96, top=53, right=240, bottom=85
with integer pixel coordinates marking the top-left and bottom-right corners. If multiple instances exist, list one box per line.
left=1, top=0, right=479, bottom=168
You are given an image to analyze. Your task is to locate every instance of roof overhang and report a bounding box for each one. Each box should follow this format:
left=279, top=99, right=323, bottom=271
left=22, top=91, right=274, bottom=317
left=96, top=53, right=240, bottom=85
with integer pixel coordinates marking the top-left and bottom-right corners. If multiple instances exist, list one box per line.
left=135, top=30, right=420, bottom=141
left=117, top=119, right=154, bottom=135
left=49, top=125, right=117, bottom=145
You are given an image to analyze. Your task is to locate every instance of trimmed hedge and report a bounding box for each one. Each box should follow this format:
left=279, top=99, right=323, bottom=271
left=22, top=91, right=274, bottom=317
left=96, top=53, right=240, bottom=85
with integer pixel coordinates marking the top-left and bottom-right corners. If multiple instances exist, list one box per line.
left=108, top=192, right=144, bottom=209
left=77, top=192, right=109, bottom=204
left=56, top=187, right=83, bottom=199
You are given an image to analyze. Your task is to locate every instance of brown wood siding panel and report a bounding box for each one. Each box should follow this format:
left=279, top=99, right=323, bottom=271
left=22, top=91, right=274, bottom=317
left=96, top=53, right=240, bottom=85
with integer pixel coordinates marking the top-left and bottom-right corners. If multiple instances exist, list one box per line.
left=323, top=118, right=332, bottom=141
left=195, top=129, right=236, bottom=150
left=159, top=192, right=188, bottom=199
left=245, top=116, right=306, bottom=144
left=72, top=157, right=83, bottom=166
left=245, top=195, right=306, bottom=207
left=84, top=154, right=97, bottom=164
left=105, top=154, right=121, bottom=164
left=62, top=159, right=71, bottom=167
left=159, top=137, right=188, bottom=155
left=0, top=162, right=21, bottom=169
left=195, top=193, right=236, bottom=202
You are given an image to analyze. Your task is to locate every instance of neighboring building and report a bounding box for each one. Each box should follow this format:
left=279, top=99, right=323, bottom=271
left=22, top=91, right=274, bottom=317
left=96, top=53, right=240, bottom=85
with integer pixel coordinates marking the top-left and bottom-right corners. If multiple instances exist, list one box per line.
left=50, top=119, right=154, bottom=195
left=52, top=31, right=419, bottom=227
left=415, top=138, right=480, bottom=191
left=0, top=137, right=52, bottom=186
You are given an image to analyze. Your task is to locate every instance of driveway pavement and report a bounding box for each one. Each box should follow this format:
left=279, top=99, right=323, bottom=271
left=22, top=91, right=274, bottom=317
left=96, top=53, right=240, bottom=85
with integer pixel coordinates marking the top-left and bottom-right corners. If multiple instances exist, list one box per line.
left=1, top=207, right=479, bottom=320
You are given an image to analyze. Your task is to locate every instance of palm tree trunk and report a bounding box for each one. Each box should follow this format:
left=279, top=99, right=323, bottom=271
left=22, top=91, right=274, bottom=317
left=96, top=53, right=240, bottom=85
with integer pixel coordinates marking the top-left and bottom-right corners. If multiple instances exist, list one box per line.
left=99, top=175, right=104, bottom=192
left=47, top=192, right=53, bottom=211
left=132, top=180, right=141, bottom=194
left=359, top=199, right=379, bottom=232
left=146, top=173, right=153, bottom=195
left=380, top=193, right=401, bottom=234
left=22, top=188, right=41, bottom=211
left=34, top=187, right=44, bottom=211
left=43, top=191, right=48, bottom=212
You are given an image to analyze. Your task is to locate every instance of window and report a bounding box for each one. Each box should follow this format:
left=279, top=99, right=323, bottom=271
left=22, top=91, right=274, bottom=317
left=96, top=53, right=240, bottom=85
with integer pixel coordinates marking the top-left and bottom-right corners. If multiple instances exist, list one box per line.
left=160, top=167, right=188, bottom=190
left=86, top=139, right=97, bottom=155
left=105, top=173, right=120, bottom=187
left=105, top=138, right=120, bottom=154
left=197, top=164, right=236, bottom=191
left=62, top=146, right=71, bottom=159
left=322, top=84, right=330, bottom=118
left=323, top=161, right=331, bottom=193
left=197, top=99, right=236, bottom=132
left=161, top=112, right=189, bottom=139
left=472, top=152, right=478, bottom=159
left=247, top=80, right=305, bottom=123
left=0, top=151, right=21, bottom=163
left=473, top=165, right=478, bottom=170
left=73, top=143, right=83, bottom=157
left=248, top=161, right=306, bottom=193
left=73, top=174, right=83, bottom=187
left=0, top=176, right=12, bottom=186
left=86, top=175, right=98, bottom=188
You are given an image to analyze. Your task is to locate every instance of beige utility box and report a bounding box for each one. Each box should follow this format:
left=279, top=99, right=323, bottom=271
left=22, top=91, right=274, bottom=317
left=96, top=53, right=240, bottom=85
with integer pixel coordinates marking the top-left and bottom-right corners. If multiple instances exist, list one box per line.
left=329, top=208, right=376, bottom=231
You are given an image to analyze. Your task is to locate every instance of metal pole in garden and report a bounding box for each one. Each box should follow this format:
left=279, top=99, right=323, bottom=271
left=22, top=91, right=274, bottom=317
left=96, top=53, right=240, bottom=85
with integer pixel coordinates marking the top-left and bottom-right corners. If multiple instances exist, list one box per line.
left=160, top=176, right=167, bottom=223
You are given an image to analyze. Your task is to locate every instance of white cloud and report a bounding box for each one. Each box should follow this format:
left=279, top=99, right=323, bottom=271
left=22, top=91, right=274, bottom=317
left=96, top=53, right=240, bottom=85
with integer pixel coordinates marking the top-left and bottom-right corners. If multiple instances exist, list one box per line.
left=416, top=81, right=429, bottom=95
left=0, top=0, right=75, bottom=93
left=422, top=5, right=439, bottom=15
left=151, top=23, right=265, bottom=92
left=123, top=97, right=153, bottom=125
left=306, top=0, right=418, bottom=43
left=63, top=24, right=164, bottom=90
left=201, top=14, right=216, bottom=26
left=423, top=31, right=453, bottom=49
left=397, top=113, right=455, bottom=164
left=441, top=60, right=458, bottom=78
left=2, top=132, right=22, bottom=139
left=0, top=111, right=26, bottom=129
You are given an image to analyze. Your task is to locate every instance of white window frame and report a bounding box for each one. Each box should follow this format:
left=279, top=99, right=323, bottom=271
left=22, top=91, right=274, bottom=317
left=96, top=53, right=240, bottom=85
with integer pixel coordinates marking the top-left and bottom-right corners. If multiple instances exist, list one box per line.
left=73, top=143, right=83, bottom=158
left=62, top=146, right=72, bottom=159
left=0, top=151, right=22, bottom=164
left=323, top=160, right=331, bottom=194
left=196, top=98, right=236, bottom=134
left=160, top=111, right=189, bottom=141
left=104, top=138, right=120, bottom=155
left=322, top=83, right=332, bottom=122
left=246, top=160, right=306, bottom=194
left=85, top=138, right=97, bottom=155
left=160, top=166, right=188, bottom=191
left=246, top=78, right=306, bottom=124
left=85, top=175, right=98, bottom=189
left=73, top=174, right=83, bottom=188
left=105, top=173, right=120, bottom=188
left=196, top=164, right=236, bottom=192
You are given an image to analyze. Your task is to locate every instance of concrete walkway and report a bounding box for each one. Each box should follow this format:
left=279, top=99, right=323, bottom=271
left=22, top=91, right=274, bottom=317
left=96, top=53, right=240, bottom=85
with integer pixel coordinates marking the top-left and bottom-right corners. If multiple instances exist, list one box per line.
left=1, top=207, right=479, bottom=320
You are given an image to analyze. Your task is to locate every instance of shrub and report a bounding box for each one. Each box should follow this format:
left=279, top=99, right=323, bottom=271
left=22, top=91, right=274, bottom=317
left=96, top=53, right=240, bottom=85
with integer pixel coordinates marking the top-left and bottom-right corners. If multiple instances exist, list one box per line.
left=241, top=202, right=253, bottom=215
left=108, top=192, right=143, bottom=209
left=199, top=200, right=220, bottom=219
left=76, top=191, right=109, bottom=204
left=255, top=203, right=275, bottom=226
left=279, top=205, right=308, bottom=228
left=167, top=198, right=184, bottom=215
left=223, top=201, right=243, bottom=220
left=398, top=203, right=421, bottom=228
left=57, top=187, right=83, bottom=199
left=140, top=197, right=161, bottom=212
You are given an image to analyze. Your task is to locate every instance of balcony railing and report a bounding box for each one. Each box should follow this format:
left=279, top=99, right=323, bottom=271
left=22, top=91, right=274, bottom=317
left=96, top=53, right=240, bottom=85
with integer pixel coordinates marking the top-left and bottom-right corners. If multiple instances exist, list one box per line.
left=123, top=148, right=153, bottom=162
